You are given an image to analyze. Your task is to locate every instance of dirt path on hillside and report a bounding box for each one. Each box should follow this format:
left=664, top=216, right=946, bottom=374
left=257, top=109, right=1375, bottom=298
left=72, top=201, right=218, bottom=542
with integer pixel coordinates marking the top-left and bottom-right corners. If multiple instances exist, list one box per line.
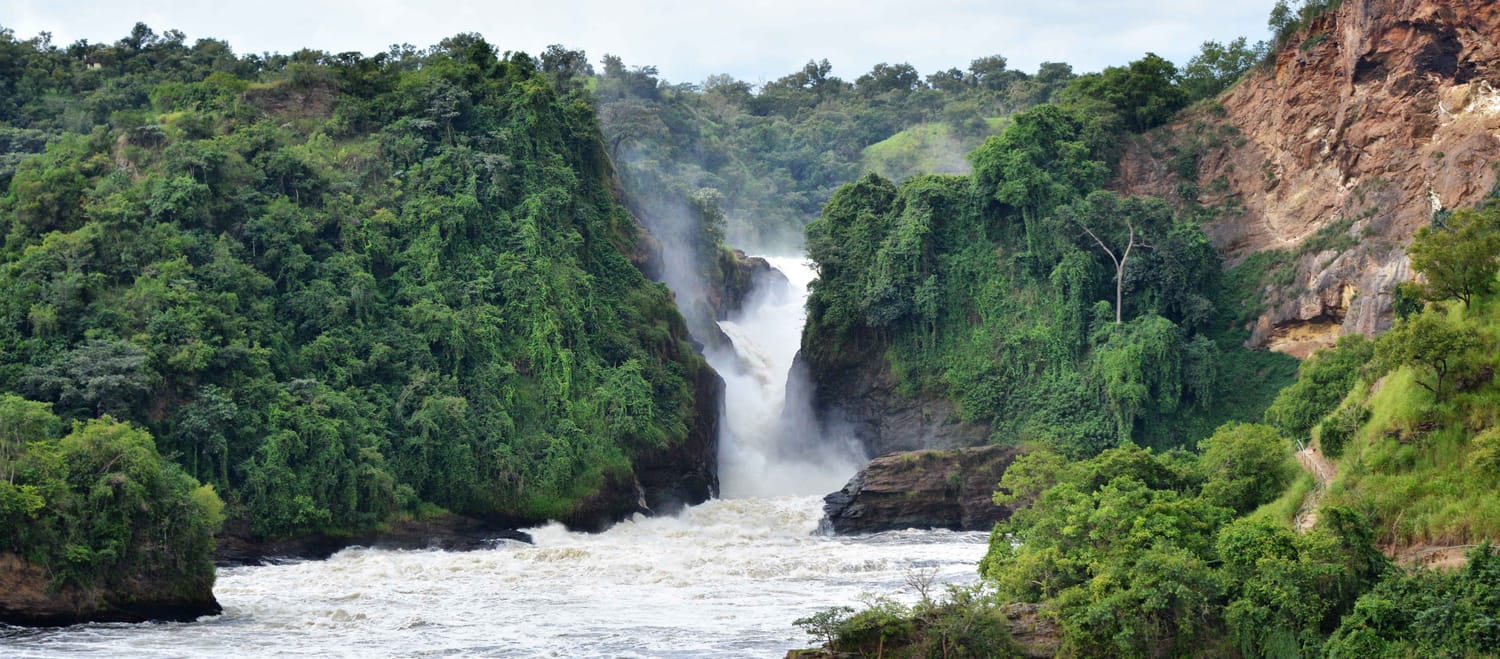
left=1294, top=445, right=1336, bottom=532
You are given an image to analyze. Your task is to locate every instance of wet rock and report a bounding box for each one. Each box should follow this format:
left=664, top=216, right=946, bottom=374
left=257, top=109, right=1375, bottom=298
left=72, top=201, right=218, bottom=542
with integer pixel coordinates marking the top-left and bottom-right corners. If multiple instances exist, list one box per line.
left=790, top=338, right=990, bottom=460
left=717, top=249, right=791, bottom=320
left=821, top=445, right=1022, bottom=535
left=0, top=552, right=221, bottom=626
left=213, top=515, right=534, bottom=567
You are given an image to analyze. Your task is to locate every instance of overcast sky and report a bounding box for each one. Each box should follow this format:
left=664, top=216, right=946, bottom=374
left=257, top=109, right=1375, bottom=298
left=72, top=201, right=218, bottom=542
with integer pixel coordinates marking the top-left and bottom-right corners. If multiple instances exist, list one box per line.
left=5, top=1, right=1280, bottom=85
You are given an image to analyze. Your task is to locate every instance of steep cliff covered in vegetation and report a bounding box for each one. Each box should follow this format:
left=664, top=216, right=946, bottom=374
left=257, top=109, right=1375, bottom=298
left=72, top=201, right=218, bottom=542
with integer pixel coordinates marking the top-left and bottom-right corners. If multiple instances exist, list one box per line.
left=0, top=25, right=719, bottom=562
left=797, top=2, right=1500, bottom=656
left=800, top=56, right=1296, bottom=458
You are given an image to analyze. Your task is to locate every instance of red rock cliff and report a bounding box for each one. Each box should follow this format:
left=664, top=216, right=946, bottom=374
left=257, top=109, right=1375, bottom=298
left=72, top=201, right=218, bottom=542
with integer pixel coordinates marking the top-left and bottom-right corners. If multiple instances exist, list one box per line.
left=1119, top=0, right=1500, bottom=357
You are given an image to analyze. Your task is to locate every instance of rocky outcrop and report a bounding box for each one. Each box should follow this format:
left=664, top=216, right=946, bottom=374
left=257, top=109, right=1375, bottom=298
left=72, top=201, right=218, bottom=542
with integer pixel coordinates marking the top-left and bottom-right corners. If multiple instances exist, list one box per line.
left=716, top=249, right=790, bottom=319
left=242, top=80, right=336, bottom=120
left=789, top=333, right=990, bottom=459
left=1117, top=0, right=1500, bottom=357
left=821, top=445, right=1022, bottom=534
left=0, top=552, right=220, bottom=626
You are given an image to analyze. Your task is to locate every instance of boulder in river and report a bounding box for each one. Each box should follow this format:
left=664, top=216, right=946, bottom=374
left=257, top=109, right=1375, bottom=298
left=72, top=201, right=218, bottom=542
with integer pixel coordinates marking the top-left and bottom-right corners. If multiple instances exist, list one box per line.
left=821, top=444, right=1022, bottom=535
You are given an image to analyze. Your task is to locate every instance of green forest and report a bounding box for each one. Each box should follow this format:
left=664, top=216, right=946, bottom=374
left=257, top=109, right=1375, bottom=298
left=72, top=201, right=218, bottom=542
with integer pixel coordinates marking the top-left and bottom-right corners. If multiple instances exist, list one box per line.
left=0, top=24, right=718, bottom=589
left=800, top=53, right=1292, bottom=457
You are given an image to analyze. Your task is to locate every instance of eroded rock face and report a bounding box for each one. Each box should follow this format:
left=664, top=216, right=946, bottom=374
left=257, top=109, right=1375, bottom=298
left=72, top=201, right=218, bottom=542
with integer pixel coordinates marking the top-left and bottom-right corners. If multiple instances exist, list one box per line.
left=790, top=335, right=991, bottom=460
left=0, top=553, right=220, bottom=626
left=1118, top=0, right=1500, bottom=357
left=821, top=445, right=1021, bottom=535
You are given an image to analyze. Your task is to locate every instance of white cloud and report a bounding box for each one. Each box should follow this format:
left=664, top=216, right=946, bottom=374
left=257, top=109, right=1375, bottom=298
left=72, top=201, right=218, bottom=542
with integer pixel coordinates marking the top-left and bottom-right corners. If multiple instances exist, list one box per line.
left=3, top=0, right=1279, bottom=83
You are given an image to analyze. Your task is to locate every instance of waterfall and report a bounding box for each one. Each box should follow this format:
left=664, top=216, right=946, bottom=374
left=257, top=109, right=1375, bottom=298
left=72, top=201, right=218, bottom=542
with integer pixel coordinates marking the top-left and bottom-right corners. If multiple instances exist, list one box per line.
left=707, top=255, right=866, bottom=499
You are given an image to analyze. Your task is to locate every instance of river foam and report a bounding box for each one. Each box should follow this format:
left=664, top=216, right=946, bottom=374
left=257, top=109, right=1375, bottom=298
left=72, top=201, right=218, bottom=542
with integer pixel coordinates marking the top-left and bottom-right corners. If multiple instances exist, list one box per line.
left=2, top=496, right=986, bottom=657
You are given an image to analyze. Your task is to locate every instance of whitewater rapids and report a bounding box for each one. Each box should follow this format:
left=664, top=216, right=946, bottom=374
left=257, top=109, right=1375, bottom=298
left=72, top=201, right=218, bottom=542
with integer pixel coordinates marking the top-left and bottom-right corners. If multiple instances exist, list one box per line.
left=2, top=497, right=986, bottom=657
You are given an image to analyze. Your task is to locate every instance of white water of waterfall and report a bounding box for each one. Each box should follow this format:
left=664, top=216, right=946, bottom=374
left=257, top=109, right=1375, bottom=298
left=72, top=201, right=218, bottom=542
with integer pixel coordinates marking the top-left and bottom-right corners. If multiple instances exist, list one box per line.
left=711, top=255, right=866, bottom=499
left=1, top=256, right=986, bottom=658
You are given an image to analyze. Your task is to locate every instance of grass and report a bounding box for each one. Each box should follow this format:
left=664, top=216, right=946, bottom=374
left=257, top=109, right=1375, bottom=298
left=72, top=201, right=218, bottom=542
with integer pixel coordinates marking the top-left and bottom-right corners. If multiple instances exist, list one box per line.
left=1320, top=296, right=1500, bottom=549
left=1248, top=470, right=1314, bottom=527
left=861, top=120, right=1004, bottom=182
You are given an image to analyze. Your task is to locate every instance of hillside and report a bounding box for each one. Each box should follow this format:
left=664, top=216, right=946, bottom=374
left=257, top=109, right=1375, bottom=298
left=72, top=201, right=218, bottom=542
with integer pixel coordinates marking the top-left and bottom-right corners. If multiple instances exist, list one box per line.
left=0, top=28, right=724, bottom=617
left=1118, top=0, right=1500, bottom=357
left=793, top=2, right=1500, bottom=656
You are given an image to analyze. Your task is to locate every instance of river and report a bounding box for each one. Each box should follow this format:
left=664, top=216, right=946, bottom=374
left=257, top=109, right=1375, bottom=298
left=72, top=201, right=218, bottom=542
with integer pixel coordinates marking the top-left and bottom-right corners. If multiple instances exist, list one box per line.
left=2, top=257, right=987, bottom=658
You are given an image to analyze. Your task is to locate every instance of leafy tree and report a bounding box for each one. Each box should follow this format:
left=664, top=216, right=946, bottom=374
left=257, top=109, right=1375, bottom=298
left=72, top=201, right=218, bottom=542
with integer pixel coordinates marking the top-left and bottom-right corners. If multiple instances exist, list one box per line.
left=1091, top=315, right=1185, bottom=440
left=1264, top=334, right=1374, bottom=439
left=1068, top=53, right=1188, bottom=132
left=855, top=62, right=922, bottom=97
left=0, top=394, right=58, bottom=484
left=539, top=44, right=593, bottom=94
left=1197, top=422, right=1293, bottom=514
left=1179, top=38, right=1265, bottom=101
left=1063, top=191, right=1172, bottom=324
left=970, top=104, right=1109, bottom=257
left=1406, top=204, right=1500, bottom=307
left=1374, top=310, right=1481, bottom=401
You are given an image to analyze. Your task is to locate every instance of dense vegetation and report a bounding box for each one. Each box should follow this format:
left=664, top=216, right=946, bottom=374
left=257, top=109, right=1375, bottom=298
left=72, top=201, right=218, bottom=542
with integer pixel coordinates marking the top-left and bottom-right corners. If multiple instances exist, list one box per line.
left=0, top=394, right=220, bottom=593
left=801, top=54, right=1295, bottom=458
left=795, top=4, right=1500, bottom=656
left=801, top=173, right=1500, bottom=659
left=578, top=37, right=1258, bottom=251
left=0, top=24, right=713, bottom=543
left=584, top=51, right=1074, bottom=250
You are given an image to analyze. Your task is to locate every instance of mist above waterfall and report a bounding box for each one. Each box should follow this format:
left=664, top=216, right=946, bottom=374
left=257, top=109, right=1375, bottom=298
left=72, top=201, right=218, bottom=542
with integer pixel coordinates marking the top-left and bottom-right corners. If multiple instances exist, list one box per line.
left=711, top=256, right=866, bottom=498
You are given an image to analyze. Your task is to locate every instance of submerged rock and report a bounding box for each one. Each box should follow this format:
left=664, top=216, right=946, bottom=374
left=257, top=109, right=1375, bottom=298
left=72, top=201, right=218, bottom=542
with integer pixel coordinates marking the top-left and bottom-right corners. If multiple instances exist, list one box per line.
left=213, top=515, right=535, bottom=567
left=820, top=444, right=1022, bottom=535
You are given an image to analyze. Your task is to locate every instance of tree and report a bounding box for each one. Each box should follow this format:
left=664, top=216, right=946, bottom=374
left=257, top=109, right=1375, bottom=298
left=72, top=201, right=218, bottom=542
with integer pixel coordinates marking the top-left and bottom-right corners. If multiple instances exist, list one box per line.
left=0, top=395, right=59, bottom=484
left=1375, top=310, right=1481, bottom=401
left=855, top=62, right=922, bottom=96
left=1065, top=191, right=1170, bottom=324
left=1264, top=335, right=1374, bottom=439
left=1092, top=315, right=1184, bottom=440
left=969, top=55, right=1021, bottom=91
left=969, top=104, right=1108, bottom=257
left=1070, top=53, right=1188, bottom=132
left=598, top=98, right=667, bottom=159
left=1198, top=422, right=1293, bottom=514
left=539, top=45, right=593, bottom=93
left=1407, top=205, right=1500, bottom=307
left=1179, top=38, right=1265, bottom=101
left=18, top=339, right=154, bottom=420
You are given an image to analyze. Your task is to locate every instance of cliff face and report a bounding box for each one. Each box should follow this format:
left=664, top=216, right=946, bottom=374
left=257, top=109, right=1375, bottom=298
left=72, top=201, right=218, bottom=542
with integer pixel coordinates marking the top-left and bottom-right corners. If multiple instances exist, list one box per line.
left=1118, top=0, right=1500, bottom=357
left=789, top=334, right=991, bottom=459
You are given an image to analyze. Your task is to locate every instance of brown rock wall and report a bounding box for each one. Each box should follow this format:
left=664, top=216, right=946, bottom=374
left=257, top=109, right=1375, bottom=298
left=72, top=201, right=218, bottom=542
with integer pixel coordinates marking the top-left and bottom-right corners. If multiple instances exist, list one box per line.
left=1119, top=0, right=1500, bottom=357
